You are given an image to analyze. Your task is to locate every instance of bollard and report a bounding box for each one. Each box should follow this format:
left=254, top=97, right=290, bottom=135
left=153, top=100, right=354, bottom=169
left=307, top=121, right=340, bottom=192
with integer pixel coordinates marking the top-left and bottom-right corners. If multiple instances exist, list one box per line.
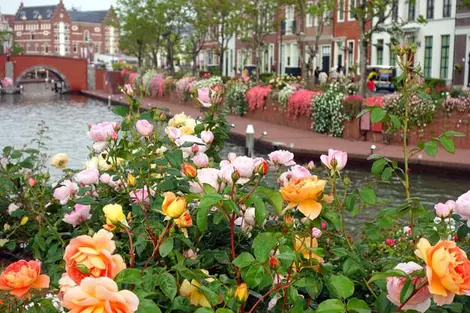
left=245, top=124, right=255, bottom=158
left=20, top=85, right=24, bottom=94
left=108, top=95, right=112, bottom=109
left=370, top=144, right=376, bottom=155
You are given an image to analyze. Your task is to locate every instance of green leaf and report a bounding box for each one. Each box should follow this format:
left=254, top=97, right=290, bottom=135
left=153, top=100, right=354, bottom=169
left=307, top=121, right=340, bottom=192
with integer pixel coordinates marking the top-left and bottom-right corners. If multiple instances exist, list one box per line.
left=423, top=140, right=438, bottom=157
left=371, top=159, right=387, bottom=176
left=439, top=136, right=455, bottom=154
left=0, top=239, right=8, bottom=248
left=159, top=271, right=177, bottom=300
left=375, top=293, right=396, bottom=313
left=417, top=90, right=432, bottom=101
left=200, top=194, right=223, bottom=207
left=444, top=130, right=465, bottom=137
left=330, top=275, right=355, bottom=299
left=112, top=106, right=129, bottom=117
left=136, top=299, right=162, bottom=313
left=75, top=195, right=95, bottom=205
left=389, top=114, right=401, bottom=129
left=194, top=308, right=214, bottom=313
left=215, top=309, right=234, bottom=313
left=251, top=194, right=267, bottom=225
left=345, top=195, right=356, bottom=212
left=197, top=205, right=210, bottom=233
left=245, top=263, right=264, bottom=288
left=165, top=150, right=183, bottom=168
left=232, top=252, right=255, bottom=268
left=359, top=187, right=376, bottom=204
left=368, top=269, right=408, bottom=283
left=343, top=258, right=362, bottom=277
left=115, top=268, right=143, bottom=285
left=381, top=167, right=393, bottom=181
left=347, top=298, right=371, bottom=313
left=159, top=238, right=174, bottom=258
left=371, top=107, right=386, bottom=123
left=255, top=186, right=283, bottom=214
left=323, top=210, right=341, bottom=229
left=252, top=232, right=278, bottom=263
left=356, top=108, right=370, bottom=119
left=316, top=299, right=346, bottom=313
left=399, top=278, right=414, bottom=303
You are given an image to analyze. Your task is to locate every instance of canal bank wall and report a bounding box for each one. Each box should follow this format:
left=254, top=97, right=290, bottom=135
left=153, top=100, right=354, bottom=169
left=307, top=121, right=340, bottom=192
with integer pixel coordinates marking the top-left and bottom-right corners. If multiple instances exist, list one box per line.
left=82, top=90, right=470, bottom=173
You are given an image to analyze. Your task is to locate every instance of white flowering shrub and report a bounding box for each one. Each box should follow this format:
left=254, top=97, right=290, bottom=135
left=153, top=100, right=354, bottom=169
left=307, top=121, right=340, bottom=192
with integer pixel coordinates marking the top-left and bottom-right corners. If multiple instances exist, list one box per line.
left=226, top=83, right=249, bottom=115
left=311, top=84, right=346, bottom=137
left=193, top=76, right=223, bottom=89
left=278, top=84, right=297, bottom=112
left=141, top=70, right=158, bottom=95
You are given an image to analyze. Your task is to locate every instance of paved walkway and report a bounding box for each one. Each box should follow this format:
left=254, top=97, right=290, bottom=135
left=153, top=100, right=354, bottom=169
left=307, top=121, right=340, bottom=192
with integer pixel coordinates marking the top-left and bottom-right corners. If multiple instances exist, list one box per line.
left=82, top=90, right=470, bottom=172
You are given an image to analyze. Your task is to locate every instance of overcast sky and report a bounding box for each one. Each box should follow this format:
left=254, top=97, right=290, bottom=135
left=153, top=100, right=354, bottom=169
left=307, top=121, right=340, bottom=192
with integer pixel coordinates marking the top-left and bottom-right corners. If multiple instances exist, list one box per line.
left=1, top=0, right=117, bottom=15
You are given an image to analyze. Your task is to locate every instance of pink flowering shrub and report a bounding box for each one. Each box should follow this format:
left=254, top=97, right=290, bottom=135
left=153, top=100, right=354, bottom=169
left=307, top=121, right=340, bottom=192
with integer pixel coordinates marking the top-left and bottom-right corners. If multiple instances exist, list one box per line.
left=246, top=85, right=272, bottom=111
left=150, top=73, right=166, bottom=97
left=287, top=90, right=322, bottom=117
left=128, top=72, right=138, bottom=86
left=365, top=95, right=385, bottom=107
left=175, top=77, right=196, bottom=101
left=443, top=96, right=470, bottom=114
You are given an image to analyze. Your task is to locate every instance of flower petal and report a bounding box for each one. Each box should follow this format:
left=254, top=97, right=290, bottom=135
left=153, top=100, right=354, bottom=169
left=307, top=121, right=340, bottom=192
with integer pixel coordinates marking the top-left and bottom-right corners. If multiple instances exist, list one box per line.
left=298, top=200, right=322, bottom=220
left=30, top=274, right=50, bottom=289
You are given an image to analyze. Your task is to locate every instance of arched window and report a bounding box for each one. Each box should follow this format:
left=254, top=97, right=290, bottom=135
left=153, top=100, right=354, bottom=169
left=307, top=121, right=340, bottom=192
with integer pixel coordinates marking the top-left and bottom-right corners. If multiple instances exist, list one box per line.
left=84, top=30, right=90, bottom=42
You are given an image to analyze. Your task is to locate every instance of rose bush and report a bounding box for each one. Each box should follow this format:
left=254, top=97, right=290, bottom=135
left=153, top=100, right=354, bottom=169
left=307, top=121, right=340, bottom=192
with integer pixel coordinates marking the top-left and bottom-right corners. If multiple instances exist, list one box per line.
left=1, top=45, right=470, bottom=312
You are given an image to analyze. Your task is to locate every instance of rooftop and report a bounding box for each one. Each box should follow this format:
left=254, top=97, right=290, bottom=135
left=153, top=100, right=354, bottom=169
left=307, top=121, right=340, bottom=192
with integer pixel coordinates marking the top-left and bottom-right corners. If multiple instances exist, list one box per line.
left=68, top=10, right=108, bottom=23
left=15, top=5, right=56, bottom=21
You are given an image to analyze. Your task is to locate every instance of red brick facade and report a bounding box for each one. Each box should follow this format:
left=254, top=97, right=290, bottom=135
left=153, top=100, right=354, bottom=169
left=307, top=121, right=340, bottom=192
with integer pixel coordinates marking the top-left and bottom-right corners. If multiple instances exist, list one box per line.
left=12, top=0, right=118, bottom=61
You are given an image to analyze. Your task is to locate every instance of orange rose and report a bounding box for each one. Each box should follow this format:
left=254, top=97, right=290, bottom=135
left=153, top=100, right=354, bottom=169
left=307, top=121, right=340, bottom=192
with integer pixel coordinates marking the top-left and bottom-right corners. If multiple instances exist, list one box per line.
left=415, top=238, right=470, bottom=305
left=0, top=260, right=50, bottom=298
left=280, top=176, right=330, bottom=220
left=62, top=277, right=139, bottom=313
left=63, top=229, right=126, bottom=285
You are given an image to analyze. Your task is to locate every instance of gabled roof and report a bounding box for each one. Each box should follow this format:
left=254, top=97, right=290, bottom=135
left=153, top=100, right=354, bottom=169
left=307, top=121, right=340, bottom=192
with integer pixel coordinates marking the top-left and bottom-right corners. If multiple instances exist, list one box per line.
left=15, top=5, right=56, bottom=21
left=68, top=10, right=107, bottom=23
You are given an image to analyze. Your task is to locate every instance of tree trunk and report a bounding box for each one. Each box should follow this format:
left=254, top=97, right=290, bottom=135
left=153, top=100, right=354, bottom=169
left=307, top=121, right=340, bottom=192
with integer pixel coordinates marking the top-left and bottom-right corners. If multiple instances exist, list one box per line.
left=359, top=24, right=367, bottom=98
left=255, top=43, right=262, bottom=83
left=192, top=54, right=198, bottom=76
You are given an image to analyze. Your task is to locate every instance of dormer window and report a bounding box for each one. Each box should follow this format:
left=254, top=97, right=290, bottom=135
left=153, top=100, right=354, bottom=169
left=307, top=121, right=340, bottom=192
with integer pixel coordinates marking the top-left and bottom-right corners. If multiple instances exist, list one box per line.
left=33, top=11, right=39, bottom=19
left=46, top=10, right=53, bottom=19
left=20, top=11, right=26, bottom=20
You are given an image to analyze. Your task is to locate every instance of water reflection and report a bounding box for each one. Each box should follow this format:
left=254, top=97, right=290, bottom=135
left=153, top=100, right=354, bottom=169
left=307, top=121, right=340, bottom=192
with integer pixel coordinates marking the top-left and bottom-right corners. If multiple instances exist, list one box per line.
left=1, top=84, right=469, bottom=229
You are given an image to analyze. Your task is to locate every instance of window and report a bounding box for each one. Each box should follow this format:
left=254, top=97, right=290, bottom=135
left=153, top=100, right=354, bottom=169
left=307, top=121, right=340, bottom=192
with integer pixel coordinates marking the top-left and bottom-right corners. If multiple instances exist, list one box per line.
left=306, top=1, right=313, bottom=27
left=392, top=0, right=398, bottom=22
left=408, top=2, right=415, bottom=21
left=347, top=41, right=354, bottom=68
left=427, top=0, right=434, bottom=19
left=348, top=0, right=356, bottom=21
left=424, top=36, right=433, bottom=78
left=31, top=32, right=35, bottom=40
left=338, top=0, right=344, bottom=22
left=45, top=46, right=49, bottom=53
left=73, top=43, right=77, bottom=53
left=84, top=31, right=90, bottom=42
left=285, top=6, right=295, bottom=34
left=390, top=48, right=396, bottom=66
left=443, top=0, right=452, bottom=18
left=95, top=44, right=99, bottom=53
left=440, top=35, right=450, bottom=79
left=376, top=40, right=384, bottom=65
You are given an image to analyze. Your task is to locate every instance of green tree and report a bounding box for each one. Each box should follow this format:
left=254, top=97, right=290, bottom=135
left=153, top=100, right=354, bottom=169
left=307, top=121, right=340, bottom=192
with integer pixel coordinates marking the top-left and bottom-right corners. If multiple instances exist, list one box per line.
left=184, top=0, right=210, bottom=75
left=239, top=0, right=282, bottom=82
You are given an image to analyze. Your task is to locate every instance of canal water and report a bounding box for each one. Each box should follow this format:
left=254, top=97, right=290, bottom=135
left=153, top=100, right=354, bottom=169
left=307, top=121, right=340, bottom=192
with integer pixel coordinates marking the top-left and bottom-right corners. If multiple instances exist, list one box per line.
left=1, top=84, right=469, bottom=229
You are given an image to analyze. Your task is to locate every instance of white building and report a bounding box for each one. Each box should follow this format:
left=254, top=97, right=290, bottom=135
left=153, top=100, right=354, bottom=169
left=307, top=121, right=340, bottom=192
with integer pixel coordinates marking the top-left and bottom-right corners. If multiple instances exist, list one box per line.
left=0, top=11, right=13, bottom=54
left=371, top=0, right=456, bottom=83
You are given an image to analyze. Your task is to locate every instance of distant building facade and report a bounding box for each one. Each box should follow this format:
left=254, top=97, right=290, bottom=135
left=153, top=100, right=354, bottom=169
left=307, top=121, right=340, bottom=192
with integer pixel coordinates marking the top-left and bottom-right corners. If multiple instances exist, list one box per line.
left=0, top=11, right=14, bottom=54
left=453, top=0, right=470, bottom=86
left=12, top=0, right=119, bottom=60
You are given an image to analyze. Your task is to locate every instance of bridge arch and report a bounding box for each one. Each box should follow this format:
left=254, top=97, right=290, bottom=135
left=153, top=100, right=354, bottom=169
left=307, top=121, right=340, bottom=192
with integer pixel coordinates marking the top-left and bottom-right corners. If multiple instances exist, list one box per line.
left=16, top=65, right=71, bottom=90
left=10, top=55, right=88, bottom=91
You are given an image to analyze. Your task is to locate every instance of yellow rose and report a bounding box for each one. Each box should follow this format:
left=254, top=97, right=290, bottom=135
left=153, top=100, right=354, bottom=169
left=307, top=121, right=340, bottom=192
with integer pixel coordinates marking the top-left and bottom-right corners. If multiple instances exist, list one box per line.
left=179, top=270, right=214, bottom=307
left=280, top=176, right=329, bottom=220
left=294, top=235, right=323, bottom=270
left=20, top=216, right=29, bottom=225
left=180, top=125, right=194, bottom=136
left=162, top=192, right=186, bottom=219
left=102, top=204, right=129, bottom=228
left=234, top=283, right=249, bottom=303
left=127, top=173, right=136, bottom=186
left=50, top=153, right=69, bottom=169
left=415, top=238, right=470, bottom=306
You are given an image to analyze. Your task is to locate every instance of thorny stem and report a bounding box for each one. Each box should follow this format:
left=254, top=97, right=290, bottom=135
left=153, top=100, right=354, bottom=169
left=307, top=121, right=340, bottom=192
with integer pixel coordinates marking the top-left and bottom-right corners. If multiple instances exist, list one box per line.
left=395, top=281, right=428, bottom=312
left=247, top=283, right=291, bottom=313
left=230, top=212, right=241, bottom=283
left=238, top=176, right=263, bottom=204
left=141, top=221, right=172, bottom=273
left=124, top=227, right=135, bottom=268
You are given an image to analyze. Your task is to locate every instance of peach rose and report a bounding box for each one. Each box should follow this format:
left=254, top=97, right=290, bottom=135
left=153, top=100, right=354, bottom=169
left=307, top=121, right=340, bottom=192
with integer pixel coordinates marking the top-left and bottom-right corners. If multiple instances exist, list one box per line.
left=294, top=236, right=323, bottom=269
left=415, top=238, right=470, bottom=305
left=280, top=176, right=330, bottom=220
left=63, top=229, right=126, bottom=285
left=58, top=273, right=76, bottom=300
left=0, top=260, right=50, bottom=298
left=62, top=277, right=139, bottom=313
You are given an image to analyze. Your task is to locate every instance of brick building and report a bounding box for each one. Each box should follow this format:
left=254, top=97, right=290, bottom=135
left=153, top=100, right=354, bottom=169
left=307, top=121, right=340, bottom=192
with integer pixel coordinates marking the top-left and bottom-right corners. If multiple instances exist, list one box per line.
left=453, top=0, right=470, bottom=86
left=12, top=0, right=118, bottom=60
left=0, top=11, right=14, bottom=54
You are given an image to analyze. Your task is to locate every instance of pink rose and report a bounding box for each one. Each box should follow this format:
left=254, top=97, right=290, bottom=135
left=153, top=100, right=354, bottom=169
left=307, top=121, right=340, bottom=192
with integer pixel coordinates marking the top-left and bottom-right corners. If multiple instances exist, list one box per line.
left=320, top=149, right=348, bottom=171
left=227, top=152, right=237, bottom=162
left=63, top=204, right=92, bottom=227
left=311, top=227, right=322, bottom=238
left=53, top=180, right=78, bottom=205
left=268, top=150, right=296, bottom=167
left=197, top=87, right=212, bottom=107
left=385, top=238, right=396, bottom=247
left=321, top=221, right=327, bottom=230
left=201, top=130, right=214, bottom=144
left=279, top=165, right=312, bottom=185
left=307, top=161, right=315, bottom=170
left=193, top=153, right=209, bottom=168
left=455, top=191, right=470, bottom=227
left=434, top=200, right=455, bottom=218
left=167, top=127, right=182, bottom=141
left=189, top=168, right=224, bottom=193
left=135, top=120, right=154, bottom=137
left=232, top=156, right=255, bottom=184
left=122, top=84, right=134, bottom=96
left=386, top=262, right=431, bottom=312
left=88, top=122, right=118, bottom=142
left=129, top=186, right=153, bottom=205
left=75, top=168, right=100, bottom=185
left=175, top=135, right=207, bottom=158
left=100, top=173, right=111, bottom=184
